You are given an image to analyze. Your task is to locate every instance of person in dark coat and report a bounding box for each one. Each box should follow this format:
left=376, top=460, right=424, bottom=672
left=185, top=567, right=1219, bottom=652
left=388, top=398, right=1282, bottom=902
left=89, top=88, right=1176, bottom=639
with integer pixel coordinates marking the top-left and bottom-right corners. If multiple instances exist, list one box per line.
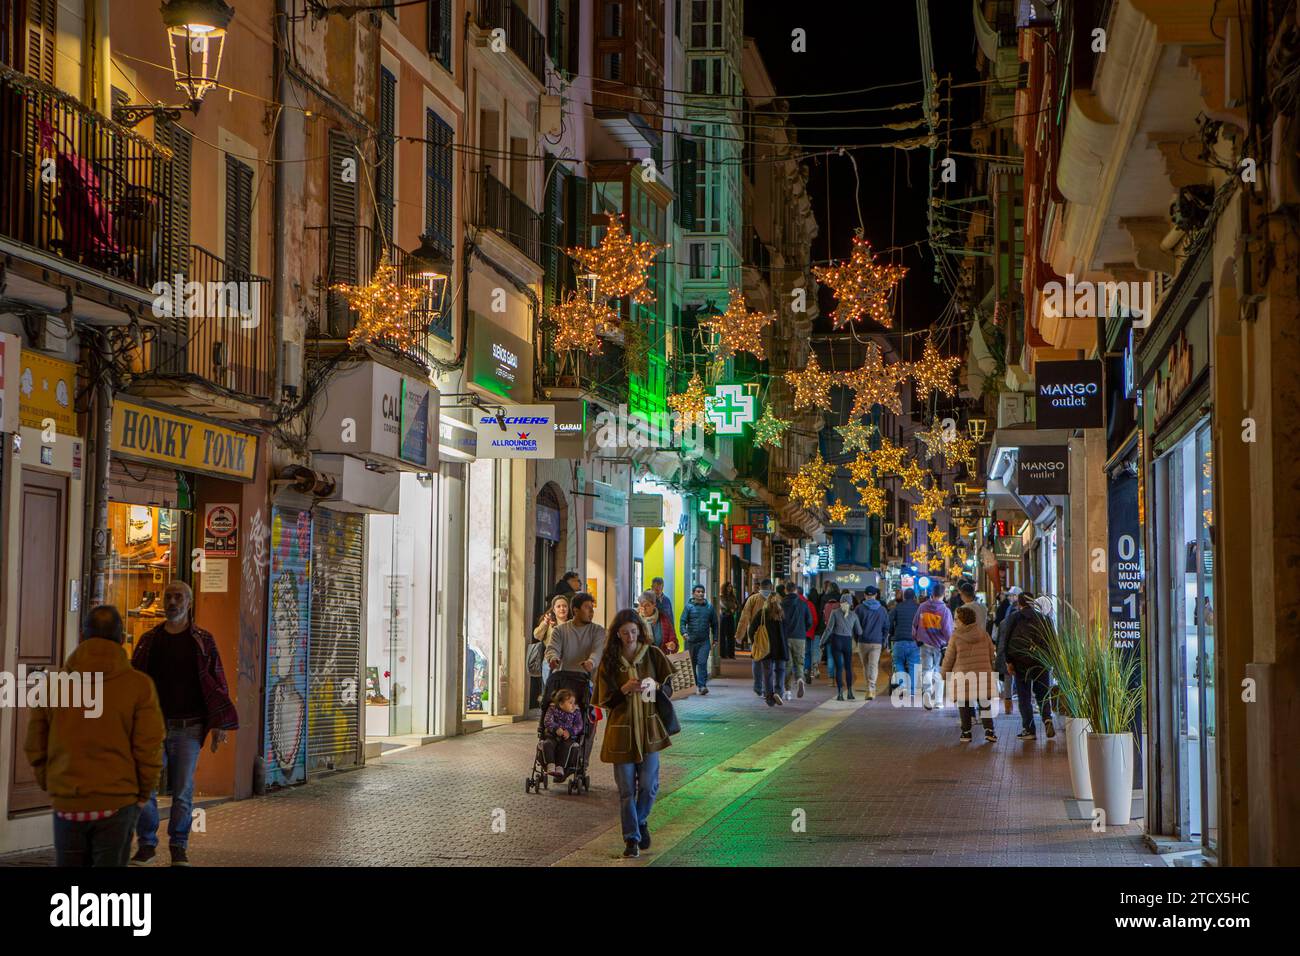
left=551, top=571, right=582, bottom=602
left=718, top=582, right=740, bottom=658
left=888, top=589, right=921, bottom=698
left=747, top=592, right=787, bottom=707
left=1002, top=591, right=1056, bottom=739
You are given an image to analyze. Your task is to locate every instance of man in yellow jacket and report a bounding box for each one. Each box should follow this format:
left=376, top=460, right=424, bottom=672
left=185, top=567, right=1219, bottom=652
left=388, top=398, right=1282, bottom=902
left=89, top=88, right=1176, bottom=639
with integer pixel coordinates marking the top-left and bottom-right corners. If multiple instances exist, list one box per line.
left=25, top=605, right=165, bottom=867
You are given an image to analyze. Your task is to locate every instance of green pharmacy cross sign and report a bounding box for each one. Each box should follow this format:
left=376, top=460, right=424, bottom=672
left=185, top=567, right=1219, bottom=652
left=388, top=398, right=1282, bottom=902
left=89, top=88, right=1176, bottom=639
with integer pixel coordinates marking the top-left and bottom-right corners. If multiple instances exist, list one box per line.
left=705, top=384, right=756, bottom=435
left=699, top=490, right=731, bottom=524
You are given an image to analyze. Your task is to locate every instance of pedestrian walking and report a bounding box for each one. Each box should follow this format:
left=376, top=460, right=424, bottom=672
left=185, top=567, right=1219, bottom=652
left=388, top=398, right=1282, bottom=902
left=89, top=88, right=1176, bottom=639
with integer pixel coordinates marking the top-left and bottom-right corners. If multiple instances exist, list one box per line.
left=941, top=605, right=999, bottom=743
left=751, top=590, right=792, bottom=706
left=993, top=586, right=1019, bottom=711
left=25, top=606, right=165, bottom=867
left=130, top=581, right=238, bottom=867
left=737, top=580, right=772, bottom=696
left=782, top=585, right=808, bottom=698
left=853, top=586, right=890, bottom=699
left=680, top=584, right=719, bottom=694
left=957, top=582, right=987, bottom=632
left=533, top=593, right=572, bottom=697
left=821, top=595, right=861, bottom=700
left=888, top=589, right=921, bottom=697
left=650, top=577, right=678, bottom=650
left=718, top=582, right=740, bottom=658
left=798, top=585, right=820, bottom=682
left=541, top=688, right=584, bottom=780
left=912, top=582, right=954, bottom=710
left=636, top=591, right=676, bottom=652
left=595, top=609, right=675, bottom=858
left=545, top=592, right=606, bottom=676
left=1003, top=591, right=1056, bottom=739
left=550, top=570, right=583, bottom=603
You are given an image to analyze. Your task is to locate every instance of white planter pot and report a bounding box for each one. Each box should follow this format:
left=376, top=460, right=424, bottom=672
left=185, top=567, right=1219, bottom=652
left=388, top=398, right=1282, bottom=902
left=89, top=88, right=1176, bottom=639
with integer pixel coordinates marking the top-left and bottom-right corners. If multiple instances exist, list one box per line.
left=1063, top=717, right=1092, bottom=800
left=1086, top=732, right=1135, bottom=826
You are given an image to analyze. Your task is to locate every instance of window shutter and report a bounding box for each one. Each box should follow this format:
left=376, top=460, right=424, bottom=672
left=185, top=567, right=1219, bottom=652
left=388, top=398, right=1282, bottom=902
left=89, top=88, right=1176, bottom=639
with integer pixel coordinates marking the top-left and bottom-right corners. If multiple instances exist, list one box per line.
left=376, top=67, right=396, bottom=245
left=224, top=154, right=253, bottom=277
left=569, top=175, right=589, bottom=250
left=428, top=0, right=451, bottom=68
left=425, top=109, right=453, bottom=255
left=25, top=0, right=55, bottom=84
left=542, top=157, right=566, bottom=311
left=676, top=136, right=697, bottom=229
left=161, top=122, right=192, bottom=284
left=328, top=130, right=358, bottom=335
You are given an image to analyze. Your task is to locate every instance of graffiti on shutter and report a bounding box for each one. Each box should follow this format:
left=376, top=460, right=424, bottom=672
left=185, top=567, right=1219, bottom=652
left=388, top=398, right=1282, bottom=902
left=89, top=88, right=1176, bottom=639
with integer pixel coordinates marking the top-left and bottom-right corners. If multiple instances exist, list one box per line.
left=264, top=507, right=312, bottom=788
left=308, top=508, right=364, bottom=773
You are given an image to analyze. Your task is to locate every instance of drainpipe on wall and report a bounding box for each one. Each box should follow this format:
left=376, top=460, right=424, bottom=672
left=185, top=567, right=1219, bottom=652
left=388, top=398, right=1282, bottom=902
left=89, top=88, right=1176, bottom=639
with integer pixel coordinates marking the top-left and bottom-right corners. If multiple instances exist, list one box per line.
left=88, top=330, right=112, bottom=609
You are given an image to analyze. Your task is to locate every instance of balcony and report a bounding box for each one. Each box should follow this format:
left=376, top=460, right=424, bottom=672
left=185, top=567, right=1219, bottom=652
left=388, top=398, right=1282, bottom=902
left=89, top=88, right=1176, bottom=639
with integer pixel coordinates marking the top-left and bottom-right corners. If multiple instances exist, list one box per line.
left=538, top=334, right=628, bottom=410
left=308, top=224, right=448, bottom=365
left=140, top=246, right=275, bottom=403
left=474, top=169, right=542, bottom=264
left=477, top=0, right=546, bottom=84
left=0, top=65, right=174, bottom=298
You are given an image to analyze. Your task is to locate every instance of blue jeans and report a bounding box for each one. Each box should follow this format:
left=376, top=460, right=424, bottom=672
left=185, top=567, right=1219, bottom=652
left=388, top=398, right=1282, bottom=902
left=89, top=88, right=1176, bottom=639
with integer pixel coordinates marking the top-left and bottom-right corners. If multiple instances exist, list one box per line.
left=613, top=750, right=660, bottom=843
left=687, top=641, right=711, bottom=688
left=752, top=658, right=764, bottom=693
left=804, top=636, right=820, bottom=676
left=54, top=805, right=140, bottom=867
left=763, top=658, right=787, bottom=697
left=828, top=635, right=854, bottom=693
left=891, top=640, right=920, bottom=695
left=137, top=722, right=204, bottom=849
left=920, top=644, right=945, bottom=702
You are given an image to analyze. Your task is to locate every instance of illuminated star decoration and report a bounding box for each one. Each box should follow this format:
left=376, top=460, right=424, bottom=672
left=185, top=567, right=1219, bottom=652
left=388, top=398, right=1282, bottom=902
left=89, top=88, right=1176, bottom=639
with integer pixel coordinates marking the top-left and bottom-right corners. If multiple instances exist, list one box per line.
left=899, top=459, right=929, bottom=494
left=847, top=452, right=876, bottom=486
left=333, top=259, right=428, bottom=351
left=868, top=438, right=909, bottom=476
left=857, top=483, right=888, bottom=517
left=928, top=527, right=947, bottom=549
left=916, top=421, right=950, bottom=460
left=567, top=215, right=662, bottom=303
left=668, top=372, right=712, bottom=432
left=836, top=420, right=878, bottom=454
left=788, top=453, right=835, bottom=508
left=929, top=557, right=945, bottom=572
left=896, top=525, right=912, bottom=545
left=944, top=432, right=978, bottom=470
left=700, top=288, right=776, bottom=360
left=826, top=499, right=851, bottom=524
left=784, top=353, right=835, bottom=411
left=549, top=290, right=619, bottom=353
left=910, top=334, right=963, bottom=401
left=939, top=542, right=956, bottom=563
left=913, top=484, right=949, bottom=523
left=844, top=343, right=910, bottom=417
left=813, top=234, right=908, bottom=329
left=911, top=546, right=929, bottom=565
left=802, top=452, right=835, bottom=488
left=752, top=406, right=791, bottom=448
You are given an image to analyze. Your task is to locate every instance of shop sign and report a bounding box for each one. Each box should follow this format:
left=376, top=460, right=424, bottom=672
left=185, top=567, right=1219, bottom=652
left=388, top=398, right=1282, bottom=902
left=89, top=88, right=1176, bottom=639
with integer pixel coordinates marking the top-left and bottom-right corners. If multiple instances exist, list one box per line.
left=0, top=333, right=20, bottom=432
left=1035, top=359, right=1104, bottom=429
left=536, top=504, right=561, bottom=542
left=311, top=361, right=439, bottom=470
left=590, top=480, right=628, bottom=527
left=474, top=403, right=556, bottom=459
left=554, top=400, right=586, bottom=459
left=203, top=503, right=240, bottom=558
left=773, top=540, right=791, bottom=577
left=1107, top=468, right=1142, bottom=653
left=19, top=351, right=76, bottom=436
left=399, top=377, right=435, bottom=467
left=993, top=536, right=1023, bottom=560
left=112, top=396, right=258, bottom=481
left=438, top=407, right=477, bottom=460
left=1152, top=331, right=1194, bottom=428
left=817, top=544, right=836, bottom=572
left=1016, top=446, right=1069, bottom=496
left=839, top=509, right=869, bottom=531
left=468, top=312, right=533, bottom=401
left=629, top=492, right=664, bottom=527
left=705, top=384, right=756, bottom=435
left=732, top=524, right=752, bottom=544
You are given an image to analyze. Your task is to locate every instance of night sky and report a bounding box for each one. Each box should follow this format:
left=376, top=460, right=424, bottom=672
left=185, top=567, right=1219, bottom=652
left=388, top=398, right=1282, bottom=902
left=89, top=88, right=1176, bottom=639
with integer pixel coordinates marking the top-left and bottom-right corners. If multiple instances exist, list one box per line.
left=746, top=2, right=979, bottom=369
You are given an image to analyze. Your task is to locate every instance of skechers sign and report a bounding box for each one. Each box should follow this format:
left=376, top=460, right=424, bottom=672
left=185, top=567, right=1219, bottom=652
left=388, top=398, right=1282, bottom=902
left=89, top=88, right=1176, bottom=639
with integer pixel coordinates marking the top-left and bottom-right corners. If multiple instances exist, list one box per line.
left=1016, top=445, right=1070, bottom=496
left=1034, top=359, right=1104, bottom=429
left=474, top=404, right=556, bottom=459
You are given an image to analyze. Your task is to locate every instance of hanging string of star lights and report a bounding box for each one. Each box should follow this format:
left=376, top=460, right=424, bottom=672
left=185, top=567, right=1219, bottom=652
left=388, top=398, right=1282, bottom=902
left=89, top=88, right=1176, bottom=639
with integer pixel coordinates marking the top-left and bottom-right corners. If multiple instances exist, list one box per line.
left=847, top=451, right=876, bottom=486
left=928, top=527, right=947, bottom=549
left=668, top=372, right=712, bottom=432
left=895, top=524, right=912, bottom=546
left=844, top=343, right=911, bottom=417
left=899, top=459, right=929, bottom=493
left=826, top=499, right=851, bottom=524
left=913, top=484, right=949, bottom=524
left=910, top=545, right=929, bottom=565
left=333, top=259, right=428, bottom=351
left=813, top=234, right=908, bottom=329
left=857, top=482, right=888, bottom=517
left=943, top=431, right=979, bottom=470
left=867, top=437, right=909, bottom=476
left=787, top=452, right=835, bottom=508
left=752, top=405, right=792, bottom=448
left=700, top=288, right=777, bottom=360
left=567, top=215, right=662, bottom=303
left=784, top=353, right=835, bottom=410
left=929, top=556, right=945, bottom=572
left=910, top=334, right=963, bottom=401
left=915, top=420, right=950, bottom=460
left=549, top=291, right=620, bottom=353
left=835, top=420, right=878, bottom=454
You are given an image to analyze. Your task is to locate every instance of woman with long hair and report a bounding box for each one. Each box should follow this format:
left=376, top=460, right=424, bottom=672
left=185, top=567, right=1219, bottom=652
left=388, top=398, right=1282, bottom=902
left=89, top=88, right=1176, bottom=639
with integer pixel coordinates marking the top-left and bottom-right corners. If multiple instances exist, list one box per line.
left=595, top=608, right=675, bottom=858
left=750, top=591, right=787, bottom=707
left=718, top=582, right=740, bottom=658
left=533, top=593, right=571, bottom=692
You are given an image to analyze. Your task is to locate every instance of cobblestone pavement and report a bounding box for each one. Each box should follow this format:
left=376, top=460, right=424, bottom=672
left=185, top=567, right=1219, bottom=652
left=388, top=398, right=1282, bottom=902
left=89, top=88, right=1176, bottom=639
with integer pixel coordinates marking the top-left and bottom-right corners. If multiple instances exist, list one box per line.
left=0, top=658, right=1152, bottom=867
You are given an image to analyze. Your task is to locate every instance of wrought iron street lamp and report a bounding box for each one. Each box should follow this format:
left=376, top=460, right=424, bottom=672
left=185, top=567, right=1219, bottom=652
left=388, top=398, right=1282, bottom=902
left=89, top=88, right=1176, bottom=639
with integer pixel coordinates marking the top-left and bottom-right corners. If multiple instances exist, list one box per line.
left=967, top=417, right=989, bottom=442
left=114, top=0, right=235, bottom=128
left=409, top=235, right=453, bottom=329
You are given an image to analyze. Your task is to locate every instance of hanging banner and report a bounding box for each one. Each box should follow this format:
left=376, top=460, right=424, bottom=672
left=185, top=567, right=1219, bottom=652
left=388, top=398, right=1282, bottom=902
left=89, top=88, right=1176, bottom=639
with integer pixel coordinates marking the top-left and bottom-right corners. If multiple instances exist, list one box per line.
left=1035, top=359, right=1105, bottom=429
left=536, top=504, right=561, bottom=542
left=553, top=400, right=587, bottom=459
left=1107, top=468, right=1143, bottom=653
left=590, top=480, right=628, bottom=527
left=731, top=524, right=753, bottom=544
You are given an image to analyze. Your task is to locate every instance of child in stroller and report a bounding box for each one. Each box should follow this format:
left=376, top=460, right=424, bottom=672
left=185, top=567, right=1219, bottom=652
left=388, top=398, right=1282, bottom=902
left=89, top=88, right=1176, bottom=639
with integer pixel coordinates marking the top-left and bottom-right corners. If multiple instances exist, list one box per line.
left=527, top=670, right=597, bottom=795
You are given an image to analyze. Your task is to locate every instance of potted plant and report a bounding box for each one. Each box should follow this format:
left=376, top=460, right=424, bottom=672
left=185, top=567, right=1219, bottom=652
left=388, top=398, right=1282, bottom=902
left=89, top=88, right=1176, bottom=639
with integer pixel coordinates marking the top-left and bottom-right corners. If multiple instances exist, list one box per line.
left=1078, top=622, right=1144, bottom=826
left=1029, top=603, right=1094, bottom=801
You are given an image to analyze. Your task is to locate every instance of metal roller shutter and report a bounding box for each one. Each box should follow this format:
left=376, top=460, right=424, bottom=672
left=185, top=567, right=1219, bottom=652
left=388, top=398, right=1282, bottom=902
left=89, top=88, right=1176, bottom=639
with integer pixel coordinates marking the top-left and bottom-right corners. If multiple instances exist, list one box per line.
left=307, top=508, right=364, bottom=773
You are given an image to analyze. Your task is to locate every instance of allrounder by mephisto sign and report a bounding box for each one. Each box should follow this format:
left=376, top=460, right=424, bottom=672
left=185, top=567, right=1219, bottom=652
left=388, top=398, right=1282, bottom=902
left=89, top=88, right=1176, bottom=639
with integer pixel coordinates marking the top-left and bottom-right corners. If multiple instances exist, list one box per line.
left=1034, top=359, right=1104, bottom=429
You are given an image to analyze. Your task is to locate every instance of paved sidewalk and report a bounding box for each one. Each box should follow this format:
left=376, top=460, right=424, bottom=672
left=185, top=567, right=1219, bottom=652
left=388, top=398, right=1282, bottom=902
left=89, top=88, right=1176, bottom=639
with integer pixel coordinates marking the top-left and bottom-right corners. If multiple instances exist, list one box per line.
left=0, top=658, right=1152, bottom=866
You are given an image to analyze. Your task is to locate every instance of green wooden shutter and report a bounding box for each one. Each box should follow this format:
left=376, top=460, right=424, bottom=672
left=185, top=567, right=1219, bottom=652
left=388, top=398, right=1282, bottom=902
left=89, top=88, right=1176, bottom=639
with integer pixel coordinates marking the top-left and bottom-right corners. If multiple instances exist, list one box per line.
left=425, top=110, right=453, bottom=255
left=224, top=154, right=253, bottom=277
left=376, top=67, right=396, bottom=244
left=542, top=157, right=566, bottom=311
left=328, top=130, right=358, bottom=335
left=676, top=135, right=697, bottom=229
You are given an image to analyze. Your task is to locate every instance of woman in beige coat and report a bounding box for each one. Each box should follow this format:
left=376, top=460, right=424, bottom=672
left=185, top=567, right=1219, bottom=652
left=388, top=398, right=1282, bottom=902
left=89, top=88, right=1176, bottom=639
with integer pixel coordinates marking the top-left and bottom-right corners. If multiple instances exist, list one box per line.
left=941, top=605, right=998, bottom=743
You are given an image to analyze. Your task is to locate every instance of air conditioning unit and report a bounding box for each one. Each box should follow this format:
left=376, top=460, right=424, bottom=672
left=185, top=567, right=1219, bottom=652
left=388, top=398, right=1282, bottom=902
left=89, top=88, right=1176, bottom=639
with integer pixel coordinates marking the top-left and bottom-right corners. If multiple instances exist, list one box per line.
left=538, top=94, right=562, bottom=137
left=997, top=390, right=1029, bottom=428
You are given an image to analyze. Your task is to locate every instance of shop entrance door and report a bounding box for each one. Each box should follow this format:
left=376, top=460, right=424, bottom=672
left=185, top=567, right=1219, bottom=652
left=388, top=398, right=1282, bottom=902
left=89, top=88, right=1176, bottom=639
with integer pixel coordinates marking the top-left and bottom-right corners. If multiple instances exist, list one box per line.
left=9, top=471, right=68, bottom=814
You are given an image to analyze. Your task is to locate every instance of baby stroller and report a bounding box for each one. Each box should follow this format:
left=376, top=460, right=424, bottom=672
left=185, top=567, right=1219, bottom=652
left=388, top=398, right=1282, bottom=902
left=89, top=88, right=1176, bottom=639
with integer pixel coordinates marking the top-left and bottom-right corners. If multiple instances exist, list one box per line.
left=526, top=669, right=598, bottom=795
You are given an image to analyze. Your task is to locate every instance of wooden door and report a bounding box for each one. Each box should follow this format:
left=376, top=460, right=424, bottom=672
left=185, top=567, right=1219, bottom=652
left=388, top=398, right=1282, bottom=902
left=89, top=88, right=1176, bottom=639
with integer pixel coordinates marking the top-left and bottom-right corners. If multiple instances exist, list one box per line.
left=9, top=469, right=67, bottom=814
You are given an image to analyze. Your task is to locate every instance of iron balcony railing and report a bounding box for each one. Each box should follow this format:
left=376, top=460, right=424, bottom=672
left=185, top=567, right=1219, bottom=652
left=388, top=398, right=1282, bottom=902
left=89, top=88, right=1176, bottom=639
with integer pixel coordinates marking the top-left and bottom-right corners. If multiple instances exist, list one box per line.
left=475, top=168, right=541, bottom=264
left=309, top=223, right=448, bottom=359
left=538, top=332, right=628, bottom=407
left=144, top=245, right=274, bottom=401
left=0, top=64, right=174, bottom=291
left=477, top=0, right=546, bottom=84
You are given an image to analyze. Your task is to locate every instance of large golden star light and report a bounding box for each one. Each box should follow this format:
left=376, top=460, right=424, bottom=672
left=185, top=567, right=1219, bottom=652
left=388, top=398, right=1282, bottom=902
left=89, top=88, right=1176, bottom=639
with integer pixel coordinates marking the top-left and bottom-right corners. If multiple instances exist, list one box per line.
left=752, top=406, right=792, bottom=448
left=916, top=421, right=950, bottom=460
left=899, top=459, right=929, bottom=493
left=787, top=470, right=824, bottom=509
left=896, top=525, right=912, bottom=546
left=826, top=499, right=851, bottom=524
left=847, top=451, right=875, bottom=486
left=813, top=235, right=908, bottom=329
left=784, top=354, right=835, bottom=411
left=928, top=527, right=947, bottom=549
left=668, top=373, right=712, bottom=432
left=939, top=542, right=956, bottom=562
left=549, top=291, right=619, bottom=353
left=944, top=432, right=978, bottom=470
left=802, top=452, right=835, bottom=489
left=928, top=557, right=945, bottom=572
left=844, top=343, right=910, bottom=417
left=910, top=335, right=963, bottom=400
left=868, top=438, right=909, bottom=476
left=913, top=484, right=949, bottom=523
left=567, top=216, right=662, bottom=303
left=333, top=259, right=428, bottom=351
left=857, top=483, right=888, bottom=517
left=911, top=546, right=929, bottom=564
left=835, top=420, right=878, bottom=454
left=700, top=288, right=776, bottom=360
